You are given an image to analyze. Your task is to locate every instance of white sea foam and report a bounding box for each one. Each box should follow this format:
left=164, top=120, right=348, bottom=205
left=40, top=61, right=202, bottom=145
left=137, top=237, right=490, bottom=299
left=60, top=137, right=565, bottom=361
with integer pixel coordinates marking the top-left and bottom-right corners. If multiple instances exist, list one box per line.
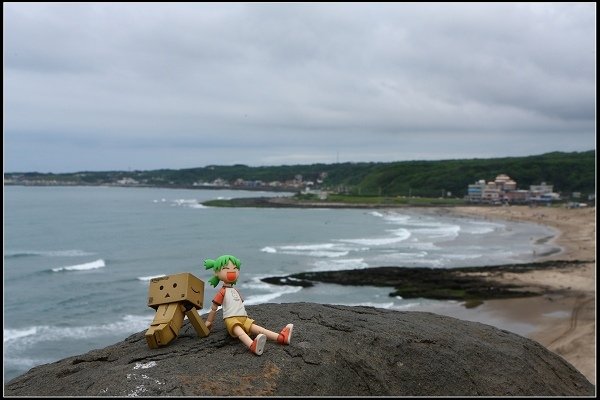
left=244, top=276, right=279, bottom=291
left=411, top=224, right=461, bottom=238
left=381, top=213, right=411, bottom=224
left=373, top=253, right=443, bottom=267
left=5, top=249, right=95, bottom=258
left=3, top=327, right=38, bottom=342
left=462, top=220, right=505, bottom=235
left=335, top=301, right=395, bottom=309
left=51, top=259, right=106, bottom=272
left=282, top=243, right=337, bottom=251
left=4, top=315, right=152, bottom=350
left=285, top=250, right=349, bottom=257
left=239, top=276, right=304, bottom=305
left=391, top=302, right=422, bottom=310
left=243, top=285, right=303, bottom=306
left=339, top=228, right=411, bottom=246
left=261, top=246, right=277, bottom=254
left=171, top=199, right=206, bottom=209
left=463, top=226, right=495, bottom=235
left=403, top=241, right=441, bottom=250
left=137, top=274, right=167, bottom=281
left=387, top=251, right=428, bottom=259
left=443, top=254, right=483, bottom=260
left=272, top=243, right=351, bottom=258
left=311, top=258, right=369, bottom=272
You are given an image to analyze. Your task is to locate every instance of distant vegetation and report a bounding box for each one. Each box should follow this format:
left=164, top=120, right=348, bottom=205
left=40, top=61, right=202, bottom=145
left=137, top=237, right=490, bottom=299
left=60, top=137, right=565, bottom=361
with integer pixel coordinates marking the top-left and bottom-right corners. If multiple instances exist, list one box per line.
left=5, top=150, right=596, bottom=199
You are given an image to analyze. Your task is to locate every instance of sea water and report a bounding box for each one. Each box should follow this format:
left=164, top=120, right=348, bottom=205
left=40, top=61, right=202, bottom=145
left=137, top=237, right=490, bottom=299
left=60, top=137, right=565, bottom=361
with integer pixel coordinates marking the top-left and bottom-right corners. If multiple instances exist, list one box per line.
left=3, top=185, right=559, bottom=382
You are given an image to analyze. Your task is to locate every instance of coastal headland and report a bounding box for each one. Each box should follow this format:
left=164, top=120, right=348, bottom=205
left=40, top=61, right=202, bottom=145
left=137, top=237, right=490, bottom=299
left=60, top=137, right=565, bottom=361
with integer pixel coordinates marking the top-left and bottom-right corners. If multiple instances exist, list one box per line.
left=243, top=199, right=595, bottom=385
left=4, top=303, right=594, bottom=396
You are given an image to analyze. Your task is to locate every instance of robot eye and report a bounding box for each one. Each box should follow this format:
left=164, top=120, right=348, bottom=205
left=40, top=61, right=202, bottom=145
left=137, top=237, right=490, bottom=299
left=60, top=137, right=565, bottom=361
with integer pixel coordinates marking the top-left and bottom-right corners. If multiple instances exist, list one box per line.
left=159, top=285, right=164, bottom=290
left=173, top=283, right=177, bottom=288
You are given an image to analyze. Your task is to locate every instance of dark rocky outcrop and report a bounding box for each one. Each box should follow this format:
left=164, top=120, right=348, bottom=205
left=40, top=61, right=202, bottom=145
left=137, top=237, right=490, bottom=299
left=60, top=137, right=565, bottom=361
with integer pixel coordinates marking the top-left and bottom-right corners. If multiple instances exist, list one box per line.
left=262, top=261, right=591, bottom=307
left=4, top=303, right=594, bottom=396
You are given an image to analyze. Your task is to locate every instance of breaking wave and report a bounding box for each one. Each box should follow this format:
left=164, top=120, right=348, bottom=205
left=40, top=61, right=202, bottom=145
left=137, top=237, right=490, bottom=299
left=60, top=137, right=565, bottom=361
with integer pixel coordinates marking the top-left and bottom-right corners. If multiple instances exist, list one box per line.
left=51, top=259, right=106, bottom=272
left=5, top=249, right=95, bottom=259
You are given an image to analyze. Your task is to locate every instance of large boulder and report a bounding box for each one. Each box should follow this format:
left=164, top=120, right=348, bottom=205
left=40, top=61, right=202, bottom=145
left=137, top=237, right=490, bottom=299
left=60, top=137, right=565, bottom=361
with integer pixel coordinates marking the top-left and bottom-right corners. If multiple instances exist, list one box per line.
left=4, top=303, right=594, bottom=396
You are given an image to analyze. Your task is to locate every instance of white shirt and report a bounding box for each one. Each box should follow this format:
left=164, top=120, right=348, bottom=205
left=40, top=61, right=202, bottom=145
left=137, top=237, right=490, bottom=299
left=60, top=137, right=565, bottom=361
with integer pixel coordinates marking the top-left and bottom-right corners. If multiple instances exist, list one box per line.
left=221, top=286, right=247, bottom=318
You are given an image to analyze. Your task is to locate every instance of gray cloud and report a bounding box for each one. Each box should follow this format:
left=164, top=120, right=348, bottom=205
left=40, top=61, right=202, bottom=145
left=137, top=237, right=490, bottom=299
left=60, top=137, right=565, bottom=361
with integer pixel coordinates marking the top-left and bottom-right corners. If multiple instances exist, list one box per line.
left=4, top=2, right=596, bottom=172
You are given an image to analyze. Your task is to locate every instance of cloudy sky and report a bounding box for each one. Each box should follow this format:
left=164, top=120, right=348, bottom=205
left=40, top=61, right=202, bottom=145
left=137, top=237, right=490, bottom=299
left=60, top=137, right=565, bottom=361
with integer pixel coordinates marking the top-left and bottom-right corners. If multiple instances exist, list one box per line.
left=4, top=3, right=596, bottom=173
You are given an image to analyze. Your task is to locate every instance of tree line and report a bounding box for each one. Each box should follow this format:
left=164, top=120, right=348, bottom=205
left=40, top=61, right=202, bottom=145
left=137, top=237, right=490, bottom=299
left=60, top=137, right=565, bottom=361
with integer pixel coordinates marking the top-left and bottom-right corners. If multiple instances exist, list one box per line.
left=6, top=150, right=595, bottom=198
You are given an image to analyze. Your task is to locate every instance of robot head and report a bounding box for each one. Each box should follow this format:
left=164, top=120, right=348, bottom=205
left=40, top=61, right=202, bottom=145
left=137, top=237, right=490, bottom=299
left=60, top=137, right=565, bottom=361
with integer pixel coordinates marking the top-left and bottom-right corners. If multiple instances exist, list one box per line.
left=147, top=272, right=205, bottom=310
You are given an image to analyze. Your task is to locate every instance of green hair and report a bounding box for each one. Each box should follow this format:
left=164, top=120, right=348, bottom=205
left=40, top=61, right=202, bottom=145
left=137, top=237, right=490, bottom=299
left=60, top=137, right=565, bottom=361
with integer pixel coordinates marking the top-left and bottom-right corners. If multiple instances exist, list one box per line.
left=204, top=254, right=241, bottom=287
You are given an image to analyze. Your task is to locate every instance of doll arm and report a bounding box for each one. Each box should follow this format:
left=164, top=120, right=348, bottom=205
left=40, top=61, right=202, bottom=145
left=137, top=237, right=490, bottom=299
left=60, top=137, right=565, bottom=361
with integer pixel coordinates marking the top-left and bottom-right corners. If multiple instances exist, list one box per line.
left=205, top=302, right=219, bottom=330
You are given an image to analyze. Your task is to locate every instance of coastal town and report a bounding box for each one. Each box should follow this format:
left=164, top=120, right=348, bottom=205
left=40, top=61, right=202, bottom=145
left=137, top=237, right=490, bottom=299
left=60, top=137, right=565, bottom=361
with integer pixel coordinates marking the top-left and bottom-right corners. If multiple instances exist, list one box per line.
left=5, top=171, right=594, bottom=207
left=5, top=150, right=594, bottom=206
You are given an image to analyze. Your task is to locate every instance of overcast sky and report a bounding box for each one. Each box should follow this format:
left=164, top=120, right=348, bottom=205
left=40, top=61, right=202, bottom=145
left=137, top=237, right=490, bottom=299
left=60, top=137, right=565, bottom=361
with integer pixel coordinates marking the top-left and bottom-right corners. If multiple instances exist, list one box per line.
left=3, top=3, right=596, bottom=173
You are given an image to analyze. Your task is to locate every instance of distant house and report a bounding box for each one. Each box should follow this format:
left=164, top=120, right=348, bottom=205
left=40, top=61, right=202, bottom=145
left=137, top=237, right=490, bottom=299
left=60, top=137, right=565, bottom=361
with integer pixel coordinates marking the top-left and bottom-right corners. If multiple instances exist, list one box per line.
left=494, top=174, right=517, bottom=191
left=467, top=180, right=486, bottom=202
left=116, top=177, right=139, bottom=185
left=467, top=175, right=512, bottom=203
left=504, top=190, right=530, bottom=204
left=530, top=182, right=554, bottom=195
left=529, top=182, right=560, bottom=203
left=212, top=178, right=229, bottom=186
left=467, top=175, right=561, bottom=204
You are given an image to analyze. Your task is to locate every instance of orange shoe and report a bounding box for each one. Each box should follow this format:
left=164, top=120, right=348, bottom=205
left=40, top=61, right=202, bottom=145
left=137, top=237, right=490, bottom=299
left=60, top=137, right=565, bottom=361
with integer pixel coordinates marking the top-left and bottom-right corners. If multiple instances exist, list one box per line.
left=277, top=324, right=293, bottom=345
left=250, top=334, right=266, bottom=355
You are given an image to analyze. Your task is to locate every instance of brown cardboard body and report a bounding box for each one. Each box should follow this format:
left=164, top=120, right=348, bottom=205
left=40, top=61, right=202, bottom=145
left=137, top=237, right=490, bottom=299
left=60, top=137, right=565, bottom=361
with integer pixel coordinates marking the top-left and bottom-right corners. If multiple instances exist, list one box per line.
left=186, top=308, right=210, bottom=338
left=147, top=272, right=204, bottom=310
left=145, top=272, right=209, bottom=349
left=145, top=303, right=185, bottom=348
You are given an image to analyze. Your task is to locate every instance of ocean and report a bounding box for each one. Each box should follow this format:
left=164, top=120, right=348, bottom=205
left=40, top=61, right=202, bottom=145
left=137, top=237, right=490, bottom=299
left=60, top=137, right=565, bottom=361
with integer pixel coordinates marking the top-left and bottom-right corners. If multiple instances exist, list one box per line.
left=3, top=185, right=559, bottom=382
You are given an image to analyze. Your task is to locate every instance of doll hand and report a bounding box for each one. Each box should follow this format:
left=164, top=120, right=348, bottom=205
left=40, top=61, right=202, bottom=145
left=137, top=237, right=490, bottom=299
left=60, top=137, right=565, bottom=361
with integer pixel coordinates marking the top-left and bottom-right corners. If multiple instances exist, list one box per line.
left=205, top=320, right=212, bottom=330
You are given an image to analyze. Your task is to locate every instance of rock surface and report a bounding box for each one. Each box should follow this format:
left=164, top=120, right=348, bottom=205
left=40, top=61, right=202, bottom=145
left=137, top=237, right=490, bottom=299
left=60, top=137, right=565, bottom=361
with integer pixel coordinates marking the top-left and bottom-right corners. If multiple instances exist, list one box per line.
left=4, top=303, right=595, bottom=396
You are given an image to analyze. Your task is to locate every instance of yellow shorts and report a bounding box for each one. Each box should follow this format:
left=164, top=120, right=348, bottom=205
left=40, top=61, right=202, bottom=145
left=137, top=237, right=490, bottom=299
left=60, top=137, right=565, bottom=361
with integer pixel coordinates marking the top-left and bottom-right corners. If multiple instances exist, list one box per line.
left=224, top=316, right=255, bottom=337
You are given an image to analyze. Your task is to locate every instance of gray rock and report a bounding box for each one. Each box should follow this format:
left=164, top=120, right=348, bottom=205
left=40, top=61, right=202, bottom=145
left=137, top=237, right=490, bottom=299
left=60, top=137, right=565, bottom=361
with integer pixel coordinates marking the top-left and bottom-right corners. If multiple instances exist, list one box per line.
left=4, top=303, right=595, bottom=396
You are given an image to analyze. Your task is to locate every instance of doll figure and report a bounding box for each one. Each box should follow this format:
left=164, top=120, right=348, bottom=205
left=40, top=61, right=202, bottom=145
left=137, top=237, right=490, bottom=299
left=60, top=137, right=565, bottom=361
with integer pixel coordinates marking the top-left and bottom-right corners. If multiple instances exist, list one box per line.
left=204, top=254, right=293, bottom=355
left=145, top=272, right=210, bottom=349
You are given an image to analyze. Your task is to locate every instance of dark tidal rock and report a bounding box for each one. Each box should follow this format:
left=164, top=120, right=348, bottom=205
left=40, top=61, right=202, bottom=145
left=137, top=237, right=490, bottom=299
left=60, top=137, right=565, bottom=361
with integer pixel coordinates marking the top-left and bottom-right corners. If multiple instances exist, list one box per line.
left=263, top=261, right=591, bottom=303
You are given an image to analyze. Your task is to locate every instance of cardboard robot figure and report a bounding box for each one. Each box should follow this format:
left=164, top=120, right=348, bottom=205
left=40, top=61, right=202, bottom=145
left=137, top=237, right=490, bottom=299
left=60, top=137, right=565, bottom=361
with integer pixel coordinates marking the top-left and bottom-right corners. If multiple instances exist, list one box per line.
left=145, top=272, right=210, bottom=349
left=204, top=255, right=293, bottom=355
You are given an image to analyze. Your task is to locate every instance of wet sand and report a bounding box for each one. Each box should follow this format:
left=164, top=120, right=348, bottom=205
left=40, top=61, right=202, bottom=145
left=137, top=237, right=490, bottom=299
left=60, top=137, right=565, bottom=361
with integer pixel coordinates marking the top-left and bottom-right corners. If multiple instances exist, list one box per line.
left=444, top=206, right=596, bottom=384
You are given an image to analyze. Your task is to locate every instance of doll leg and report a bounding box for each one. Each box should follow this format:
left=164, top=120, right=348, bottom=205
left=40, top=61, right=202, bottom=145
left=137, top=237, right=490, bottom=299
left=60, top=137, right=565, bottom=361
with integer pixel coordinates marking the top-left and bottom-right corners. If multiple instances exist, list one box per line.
left=145, top=303, right=185, bottom=349
left=185, top=308, right=210, bottom=338
left=278, top=324, right=293, bottom=344
left=251, top=323, right=294, bottom=345
left=233, top=325, right=265, bottom=355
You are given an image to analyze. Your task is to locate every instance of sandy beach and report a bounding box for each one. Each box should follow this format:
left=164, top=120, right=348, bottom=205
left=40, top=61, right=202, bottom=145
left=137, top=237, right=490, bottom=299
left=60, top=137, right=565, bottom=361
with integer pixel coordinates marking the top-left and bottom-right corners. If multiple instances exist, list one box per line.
left=448, top=206, right=596, bottom=384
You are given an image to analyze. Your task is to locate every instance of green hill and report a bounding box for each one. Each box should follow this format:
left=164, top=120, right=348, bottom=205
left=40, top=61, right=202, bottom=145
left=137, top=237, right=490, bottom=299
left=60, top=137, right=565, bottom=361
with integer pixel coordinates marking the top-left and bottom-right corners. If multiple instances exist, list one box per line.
left=5, top=150, right=596, bottom=198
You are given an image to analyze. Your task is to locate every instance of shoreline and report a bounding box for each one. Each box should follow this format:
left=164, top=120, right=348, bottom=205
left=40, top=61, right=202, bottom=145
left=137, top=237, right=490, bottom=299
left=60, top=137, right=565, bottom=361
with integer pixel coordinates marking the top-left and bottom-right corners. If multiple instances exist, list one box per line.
left=260, top=205, right=595, bottom=384
left=447, top=206, right=596, bottom=384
